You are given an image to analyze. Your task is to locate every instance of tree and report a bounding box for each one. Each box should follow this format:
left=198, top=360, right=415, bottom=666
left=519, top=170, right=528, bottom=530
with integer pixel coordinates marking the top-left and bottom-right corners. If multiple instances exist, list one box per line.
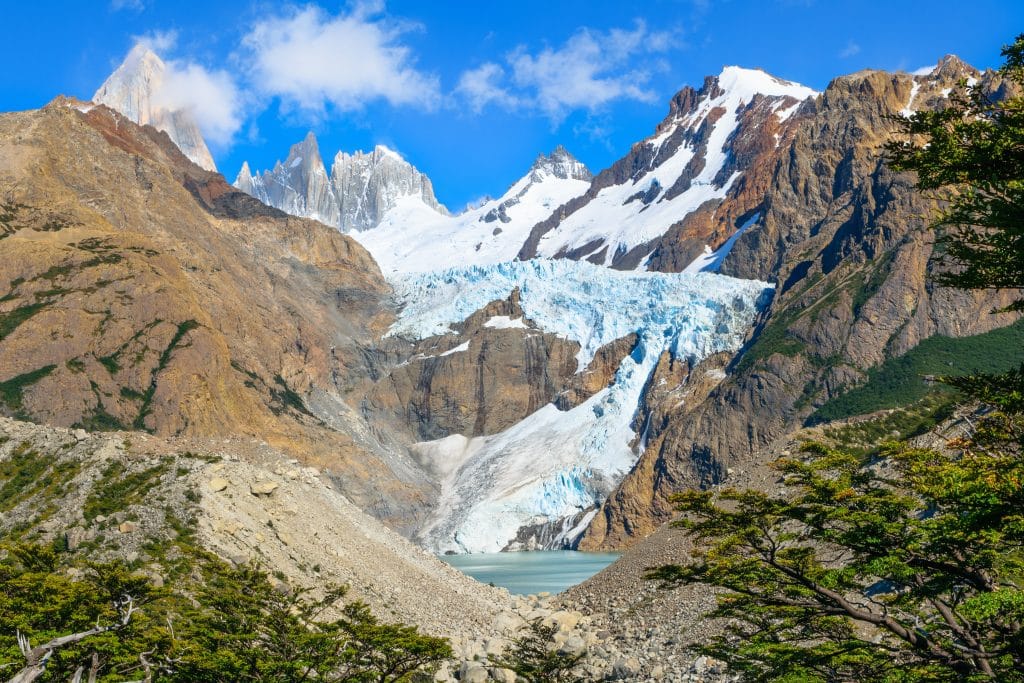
left=647, top=35, right=1024, bottom=681
left=488, top=619, right=585, bottom=683
left=648, top=426, right=1024, bottom=681
left=887, top=34, right=1024, bottom=312
left=0, top=545, right=452, bottom=683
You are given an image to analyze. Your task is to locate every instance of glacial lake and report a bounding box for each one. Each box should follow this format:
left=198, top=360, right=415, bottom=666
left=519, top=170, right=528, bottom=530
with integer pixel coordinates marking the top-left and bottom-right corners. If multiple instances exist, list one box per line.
left=440, top=551, right=621, bottom=595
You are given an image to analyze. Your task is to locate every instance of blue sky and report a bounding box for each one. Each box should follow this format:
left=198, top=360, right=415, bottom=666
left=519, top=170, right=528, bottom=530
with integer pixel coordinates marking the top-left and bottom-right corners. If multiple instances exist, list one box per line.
left=3, top=1, right=1021, bottom=209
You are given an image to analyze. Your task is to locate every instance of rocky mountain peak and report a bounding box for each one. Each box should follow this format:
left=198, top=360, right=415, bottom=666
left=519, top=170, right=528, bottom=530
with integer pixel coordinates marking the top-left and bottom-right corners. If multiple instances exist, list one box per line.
left=931, top=54, right=980, bottom=81
left=529, top=146, right=592, bottom=183
left=235, top=137, right=448, bottom=232
left=92, top=45, right=217, bottom=172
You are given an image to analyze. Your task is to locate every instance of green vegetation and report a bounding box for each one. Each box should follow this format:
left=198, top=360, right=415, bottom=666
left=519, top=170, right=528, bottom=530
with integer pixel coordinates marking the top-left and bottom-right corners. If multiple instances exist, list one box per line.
left=820, top=392, right=956, bottom=455
left=733, top=307, right=804, bottom=374
left=0, top=302, right=48, bottom=342
left=651, top=35, right=1024, bottom=681
left=270, top=374, right=315, bottom=418
left=810, top=318, right=1024, bottom=423
left=0, top=364, right=56, bottom=418
left=0, top=543, right=451, bottom=682
left=83, top=460, right=169, bottom=522
left=0, top=442, right=49, bottom=513
left=489, top=619, right=585, bottom=682
left=0, top=442, right=81, bottom=519
left=133, top=320, right=200, bottom=431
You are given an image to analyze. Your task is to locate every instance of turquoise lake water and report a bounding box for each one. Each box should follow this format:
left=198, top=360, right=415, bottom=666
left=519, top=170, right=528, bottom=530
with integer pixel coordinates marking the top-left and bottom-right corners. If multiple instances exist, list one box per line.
left=440, top=551, right=621, bottom=595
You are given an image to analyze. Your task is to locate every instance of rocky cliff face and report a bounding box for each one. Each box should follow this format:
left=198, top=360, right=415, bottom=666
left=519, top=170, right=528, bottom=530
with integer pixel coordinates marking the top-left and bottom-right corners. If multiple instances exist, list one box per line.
left=580, top=57, right=1023, bottom=550
left=0, top=98, right=438, bottom=529
left=235, top=132, right=341, bottom=227
left=517, top=67, right=818, bottom=270
left=235, top=135, right=448, bottom=232
left=92, top=45, right=217, bottom=172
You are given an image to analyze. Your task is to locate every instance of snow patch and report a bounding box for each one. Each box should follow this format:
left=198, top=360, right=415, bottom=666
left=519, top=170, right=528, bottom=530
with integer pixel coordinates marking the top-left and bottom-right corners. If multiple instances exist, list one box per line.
left=440, top=341, right=471, bottom=357
left=483, top=316, right=529, bottom=330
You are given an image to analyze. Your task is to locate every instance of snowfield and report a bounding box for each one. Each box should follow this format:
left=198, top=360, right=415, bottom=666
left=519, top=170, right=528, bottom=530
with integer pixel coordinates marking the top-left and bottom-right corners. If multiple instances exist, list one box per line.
left=388, top=260, right=773, bottom=553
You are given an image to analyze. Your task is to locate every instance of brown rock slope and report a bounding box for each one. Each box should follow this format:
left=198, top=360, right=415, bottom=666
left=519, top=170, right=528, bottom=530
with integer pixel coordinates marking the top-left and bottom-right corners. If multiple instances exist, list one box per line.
left=581, top=58, right=1023, bottom=549
left=364, top=289, right=639, bottom=443
left=0, top=98, right=429, bottom=526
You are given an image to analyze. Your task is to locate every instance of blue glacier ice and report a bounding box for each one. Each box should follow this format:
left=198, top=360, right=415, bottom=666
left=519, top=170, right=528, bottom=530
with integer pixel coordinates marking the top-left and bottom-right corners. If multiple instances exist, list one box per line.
left=389, top=260, right=774, bottom=554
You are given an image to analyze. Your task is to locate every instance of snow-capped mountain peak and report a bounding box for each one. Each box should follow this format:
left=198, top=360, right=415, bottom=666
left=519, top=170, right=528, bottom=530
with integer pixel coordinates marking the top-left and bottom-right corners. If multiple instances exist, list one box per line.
left=93, top=45, right=217, bottom=172
left=519, top=66, right=820, bottom=269
left=529, top=145, right=593, bottom=183
left=355, top=147, right=592, bottom=274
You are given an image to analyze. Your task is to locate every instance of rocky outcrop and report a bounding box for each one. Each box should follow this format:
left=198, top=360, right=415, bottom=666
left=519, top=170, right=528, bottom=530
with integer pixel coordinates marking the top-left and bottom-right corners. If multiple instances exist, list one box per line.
left=365, top=290, right=640, bottom=443
left=236, top=136, right=448, bottom=232
left=582, top=58, right=1024, bottom=549
left=517, top=67, right=817, bottom=270
left=235, top=132, right=341, bottom=227
left=92, top=45, right=217, bottom=172
left=0, top=98, right=435, bottom=529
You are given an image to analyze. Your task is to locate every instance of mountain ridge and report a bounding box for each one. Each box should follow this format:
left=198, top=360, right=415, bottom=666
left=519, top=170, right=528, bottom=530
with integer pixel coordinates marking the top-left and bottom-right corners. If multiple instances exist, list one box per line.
left=92, top=44, right=218, bottom=172
left=235, top=132, right=449, bottom=232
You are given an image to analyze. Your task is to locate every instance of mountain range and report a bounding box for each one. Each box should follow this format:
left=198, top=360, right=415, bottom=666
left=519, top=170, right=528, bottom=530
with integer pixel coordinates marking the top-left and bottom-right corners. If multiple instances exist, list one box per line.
left=1, top=43, right=1022, bottom=679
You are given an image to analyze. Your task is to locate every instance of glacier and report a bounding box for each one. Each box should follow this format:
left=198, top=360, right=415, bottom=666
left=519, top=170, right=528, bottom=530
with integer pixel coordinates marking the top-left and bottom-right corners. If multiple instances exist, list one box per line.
left=389, top=260, right=773, bottom=553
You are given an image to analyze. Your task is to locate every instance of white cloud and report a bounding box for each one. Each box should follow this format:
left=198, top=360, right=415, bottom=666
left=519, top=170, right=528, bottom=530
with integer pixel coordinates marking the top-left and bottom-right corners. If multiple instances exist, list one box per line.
left=241, top=3, right=440, bottom=116
left=456, top=21, right=675, bottom=122
left=133, top=30, right=177, bottom=54
left=154, top=61, right=243, bottom=148
left=839, top=40, right=861, bottom=59
left=121, top=34, right=243, bottom=148
left=455, top=63, right=520, bottom=113
left=110, top=0, right=145, bottom=11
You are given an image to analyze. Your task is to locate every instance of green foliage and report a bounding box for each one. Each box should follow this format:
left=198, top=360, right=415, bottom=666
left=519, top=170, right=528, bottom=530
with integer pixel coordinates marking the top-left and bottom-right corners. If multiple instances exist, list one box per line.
left=734, top=307, right=804, bottom=374
left=0, top=544, right=452, bottom=682
left=83, top=460, right=169, bottom=521
left=811, top=318, right=1024, bottom=422
left=648, top=412, right=1024, bottom=681
left=821, top=392, right=957, bottom=455
left=270, top=374, right=315, bottom=418
left=888, top=35, right=1024, bottom=312
left=0, top=543, right=171, bottom=682
left=0, top=364, right=56, bottom=418
left=489, top=619, right=585, bottom=682
left=0, top=302, right=47, bottom=342
left=0, top=442, right=49, bottom=512
left=133, top=320, right=200, bottom=431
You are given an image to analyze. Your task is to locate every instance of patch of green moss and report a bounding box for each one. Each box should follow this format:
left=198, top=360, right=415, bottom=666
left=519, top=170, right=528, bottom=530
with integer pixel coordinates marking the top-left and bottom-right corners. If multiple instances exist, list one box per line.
left=133, top=320, right=200, bottom=431
left=270, top=374, right=314, bottom=418
left=734, top=307, right=805, bottom=374
left=0, top=302, right=48, bottom=342
left=0, top=365, right=56, bottom=418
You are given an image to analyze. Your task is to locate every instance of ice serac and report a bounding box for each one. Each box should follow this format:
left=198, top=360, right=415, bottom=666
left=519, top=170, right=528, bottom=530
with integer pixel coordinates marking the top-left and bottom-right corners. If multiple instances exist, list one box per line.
left=354, top=147, right=592, bottom=274
left=518, top=67, right=818, bottom=271
left=93, top=44, right=217, bottom=172
left=386, top=260, right=773, bottom=554
left=235, top=132, right=340, bottom=227
left=234, top=139, right=447, bottom=231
